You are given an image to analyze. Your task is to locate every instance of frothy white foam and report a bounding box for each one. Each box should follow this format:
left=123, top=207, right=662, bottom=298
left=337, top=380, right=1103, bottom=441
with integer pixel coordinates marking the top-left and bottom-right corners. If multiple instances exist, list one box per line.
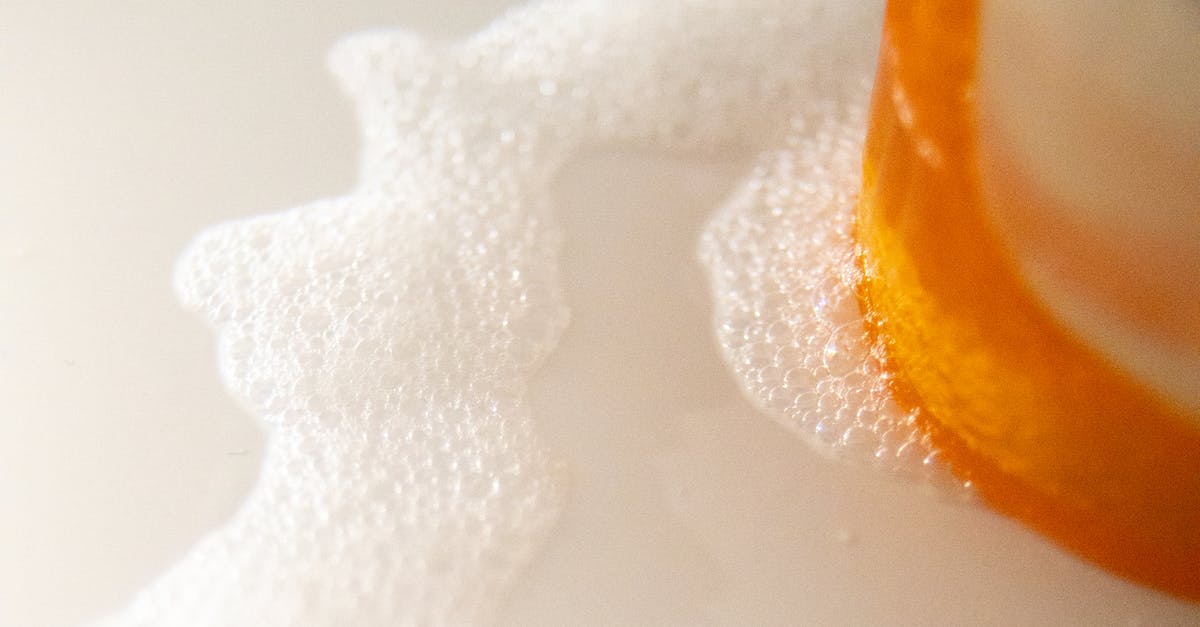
left=699, top=102, right=965, bottom=490
left=95, top=1, right=968, bottom=625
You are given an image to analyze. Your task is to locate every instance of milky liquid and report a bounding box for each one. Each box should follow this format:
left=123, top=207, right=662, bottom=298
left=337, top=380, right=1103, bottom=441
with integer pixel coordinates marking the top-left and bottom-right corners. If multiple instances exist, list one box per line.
left=96, top=1, right=968, bottom=625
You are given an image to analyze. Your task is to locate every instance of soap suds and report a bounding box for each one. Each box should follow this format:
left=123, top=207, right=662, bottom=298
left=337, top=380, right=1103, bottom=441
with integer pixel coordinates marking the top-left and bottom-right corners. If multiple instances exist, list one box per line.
left=699, top=101, right=966, bottom=490
left=95, top=2, right=967, bottom=625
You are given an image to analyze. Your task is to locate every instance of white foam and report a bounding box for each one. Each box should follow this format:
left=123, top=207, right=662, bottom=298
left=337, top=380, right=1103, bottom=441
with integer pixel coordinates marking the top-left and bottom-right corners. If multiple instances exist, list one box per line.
left=699, top=101, right=964, bottom=490
left=95, top=1, right=969, bottom=625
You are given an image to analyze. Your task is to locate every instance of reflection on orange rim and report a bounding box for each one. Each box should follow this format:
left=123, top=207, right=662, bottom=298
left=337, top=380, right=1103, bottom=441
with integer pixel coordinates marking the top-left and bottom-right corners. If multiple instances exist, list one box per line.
left=855, top=0, right=1200, bottom=601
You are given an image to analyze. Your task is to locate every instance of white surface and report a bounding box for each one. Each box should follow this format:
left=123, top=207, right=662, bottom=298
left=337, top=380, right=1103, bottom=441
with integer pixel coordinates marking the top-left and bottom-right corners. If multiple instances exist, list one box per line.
left=2, top=2, right=1198, bottom=625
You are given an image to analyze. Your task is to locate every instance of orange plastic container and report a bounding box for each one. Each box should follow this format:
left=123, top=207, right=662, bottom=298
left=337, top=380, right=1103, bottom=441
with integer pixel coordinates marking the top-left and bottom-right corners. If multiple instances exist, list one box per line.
left=855, top=0, right=1200, bottom=600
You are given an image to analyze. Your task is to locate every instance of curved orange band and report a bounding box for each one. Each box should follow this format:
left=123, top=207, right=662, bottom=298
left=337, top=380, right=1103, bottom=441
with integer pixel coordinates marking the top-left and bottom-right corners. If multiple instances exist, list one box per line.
left=856, top=0, right=1200, bottom=600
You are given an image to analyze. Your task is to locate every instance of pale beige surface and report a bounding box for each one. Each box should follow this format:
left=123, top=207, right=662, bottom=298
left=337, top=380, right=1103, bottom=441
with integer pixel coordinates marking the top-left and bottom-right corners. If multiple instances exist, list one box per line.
left=1, top=2, right=1197, bottom=625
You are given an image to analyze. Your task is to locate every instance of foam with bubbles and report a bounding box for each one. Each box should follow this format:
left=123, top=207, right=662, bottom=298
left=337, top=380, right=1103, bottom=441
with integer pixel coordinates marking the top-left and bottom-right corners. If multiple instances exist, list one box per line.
left=699, top=102, right=965, bottom=491
left=94, top=1, right=971, bottom=625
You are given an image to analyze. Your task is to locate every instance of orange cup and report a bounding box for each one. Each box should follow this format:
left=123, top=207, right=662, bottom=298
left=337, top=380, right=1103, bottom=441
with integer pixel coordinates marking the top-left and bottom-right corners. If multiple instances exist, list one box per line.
left=856, top=0, right=1200, bottom=600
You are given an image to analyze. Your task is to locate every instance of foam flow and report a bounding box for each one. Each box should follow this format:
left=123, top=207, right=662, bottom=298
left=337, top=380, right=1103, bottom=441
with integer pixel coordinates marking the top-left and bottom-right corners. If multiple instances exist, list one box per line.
left=97, top=1, right=969, bottom=625
left=699, top=106, right=961, bottom=488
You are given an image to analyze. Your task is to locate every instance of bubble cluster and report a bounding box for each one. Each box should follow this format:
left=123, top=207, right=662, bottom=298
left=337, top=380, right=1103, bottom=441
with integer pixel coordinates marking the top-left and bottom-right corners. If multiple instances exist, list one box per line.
left=93, top=1, right=964, bottom=625
left=700, top=99, right=968, bottom=491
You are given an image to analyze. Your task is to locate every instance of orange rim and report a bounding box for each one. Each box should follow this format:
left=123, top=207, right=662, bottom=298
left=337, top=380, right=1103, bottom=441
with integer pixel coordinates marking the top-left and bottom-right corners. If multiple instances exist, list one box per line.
left=855, top=0, right=1200, bottom=600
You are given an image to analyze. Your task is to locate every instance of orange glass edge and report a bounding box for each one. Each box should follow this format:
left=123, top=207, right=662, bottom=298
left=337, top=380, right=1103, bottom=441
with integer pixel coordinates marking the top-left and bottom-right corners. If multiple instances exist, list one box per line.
left=855, top=0, right=1200, bottom=601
